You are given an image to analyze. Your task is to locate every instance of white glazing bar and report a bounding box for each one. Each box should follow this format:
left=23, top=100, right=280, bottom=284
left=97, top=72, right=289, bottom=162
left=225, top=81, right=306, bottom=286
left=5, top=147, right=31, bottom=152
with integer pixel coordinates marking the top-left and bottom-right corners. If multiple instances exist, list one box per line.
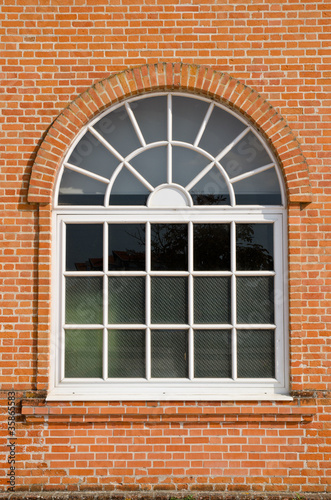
left=107, top=324, right=147, bottom=329
left=60, top=220, right=66, bottom=381
left=194, top=102, right=214, bottom=147
left=235, top=270, right=276, bottom=276
left=185, top=161, right=215, bottom=191
left=64, top=271, right=104, bottom=277
left=167, top=143, right=172, bottom=184
left=64, top=162, right=110, bottom=184
left=149, top=324, right=189, bottom=330
left=235, top=324, right=276, bottom=329
left=105, top=163, right=124, bottom=207
left=231, top=221, right=237, bottom=380
left=188, top=222, right=194, bottom=380
left=88, top=125, right=125, bottom=162
left=230, top=162, right=275, bottom=184
left=146, top=222, right=151, bottom=380
left=214, top=127, right=250, bottom=162
left=149, top=271, right=189, bottom=276
left=192, top=324, right=233, bottom=329
left=64, top=324, right=104, bottom=329
left=125, top=102, right=146, bottom=147
left=107, top=271, right=147, bottom=276
left=123, top=161, right=154, bottom=191
left=103, top=222, right=108, bottom=380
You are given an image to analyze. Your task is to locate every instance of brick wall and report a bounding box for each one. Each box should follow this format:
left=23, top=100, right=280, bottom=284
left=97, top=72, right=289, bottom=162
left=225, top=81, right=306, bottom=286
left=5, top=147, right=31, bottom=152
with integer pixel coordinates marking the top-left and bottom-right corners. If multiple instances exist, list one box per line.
left=0, top=0, right=330, bottom=497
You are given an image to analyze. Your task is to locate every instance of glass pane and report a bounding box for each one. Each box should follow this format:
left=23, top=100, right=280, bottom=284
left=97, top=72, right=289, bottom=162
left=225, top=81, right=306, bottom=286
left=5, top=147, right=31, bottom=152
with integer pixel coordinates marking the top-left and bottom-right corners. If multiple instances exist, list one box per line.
left=172, top=96, right=210, bottom=144
left=194, top=277, right=231, bottom=324
left=190, top=166, right=230, bottom=205
left=234, top=168, right=282, bottom=205
left=151, top=277, right=188, bottom=324
left=108, top=277, right=145, bottom=324
left=66, top=224, right=103, bottom=272
left=65, top=329, right=103, bottom=378
left=151, top=330, right=188, bottom=378
left=199, top=106, right=246, bottom=157
left=67, top=130, right=119, bottom=179
left=237, top=277, right=274, bottom=324
left=237, top=330, right=275, bottom=378
left=65, top=277, right=103, bottom=324
left=58, top=168, right=106, bottom=205
left=151, top=224, right=188, bottom=271
left=109, top=167, right=150, bottom=205
left=130, top=146, right=167, bottom=187
left=108, top=224, right=145, bottom=271
left=93, top=105, right=141, bottom=157
left=194, top=224, right=230, bottom=271
left=108, top=329, right=145, bottom=378
left=222, top=131, right=272, bottom=179
left=172, top=147, right=209, bottom=188
left=236, top=223, right=274, bottom=271
left=194, top=330, right=231, bottom=378
left=132, top=96, right=167, bottom=144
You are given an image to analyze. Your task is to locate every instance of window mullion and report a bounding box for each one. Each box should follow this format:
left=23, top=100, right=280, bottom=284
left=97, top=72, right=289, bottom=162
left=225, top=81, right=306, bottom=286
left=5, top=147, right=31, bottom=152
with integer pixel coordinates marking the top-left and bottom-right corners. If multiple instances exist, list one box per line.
left=188, top=221, right=194, bottom=380
left=231, top=221, right=237, bottom=380
left=146, top=222, right=151, bottom=380
left=167, top=94, right=172, bottom=183
left=60, top=220, right=66, bottom=381
left=103, top=222, right=108, bottom=380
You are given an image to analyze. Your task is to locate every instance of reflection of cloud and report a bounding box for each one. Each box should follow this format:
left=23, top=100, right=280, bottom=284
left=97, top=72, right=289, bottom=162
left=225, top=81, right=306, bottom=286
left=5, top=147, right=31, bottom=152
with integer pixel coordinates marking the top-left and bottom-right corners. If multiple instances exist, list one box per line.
left=60, top=187, right=104, bottom=194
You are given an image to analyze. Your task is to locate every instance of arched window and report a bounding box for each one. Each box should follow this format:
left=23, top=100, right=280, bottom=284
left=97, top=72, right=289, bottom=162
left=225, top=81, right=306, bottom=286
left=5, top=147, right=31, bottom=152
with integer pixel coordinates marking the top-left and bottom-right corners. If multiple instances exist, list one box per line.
left=50, top=93, right=288, bottom=400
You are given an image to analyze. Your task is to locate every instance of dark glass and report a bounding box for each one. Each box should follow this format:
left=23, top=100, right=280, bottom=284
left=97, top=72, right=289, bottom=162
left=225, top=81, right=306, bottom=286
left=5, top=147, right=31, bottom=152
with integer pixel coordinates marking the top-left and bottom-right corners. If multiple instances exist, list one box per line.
left=65, top=329, right=103, bottom=378
left=68, top=130, right=119, bottom=178
left=236, top=223, right=274, bottom=271
left=58, top=168, right=106, bottom=206
left=199, top=106, right=246, bottom=157
left=151, top=277, right=188, bottom=324
left=172, top=96, right=210, bottom=144
left=109, top=167, right=150, bottom=206
left=234, top=168, right=282, bottom=206
left=194, top=277, right=231, bottom=324
left=108, top=277, right=145, bottom=324
left=237, top=276, right=274, bottom=324
left=194, top=224, right=230, bottom=271
left=130, top=146, right=167, bottom=187
left=222, top=131, right=272, bottom=179
left=108, top=224, right=145, bottom=271
left=66, top=224, right=103, bottom=271
left=93, top=105, right=141, bottom=157
left=190, top=167, right=230, bottom=206
left=151, top=224, right=188, bottom=271
left=151, top=330, right=188, bottom=378
left=132, top=96, right=167, bottom=144
left=237, top=330, right=275, bottom=378
left=108, top=329, right=145, bottom=378
left=194, top=330, right=231, bottom=378
left=172, top=146, right=209, bottom=188
left=65, top=277, right=103, bottom=325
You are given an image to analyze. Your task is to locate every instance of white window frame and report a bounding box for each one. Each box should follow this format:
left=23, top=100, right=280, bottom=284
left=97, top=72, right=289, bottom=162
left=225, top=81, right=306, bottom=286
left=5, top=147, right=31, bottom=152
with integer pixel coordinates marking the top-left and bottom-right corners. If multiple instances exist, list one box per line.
left=48, top=93, right=291, bottom=401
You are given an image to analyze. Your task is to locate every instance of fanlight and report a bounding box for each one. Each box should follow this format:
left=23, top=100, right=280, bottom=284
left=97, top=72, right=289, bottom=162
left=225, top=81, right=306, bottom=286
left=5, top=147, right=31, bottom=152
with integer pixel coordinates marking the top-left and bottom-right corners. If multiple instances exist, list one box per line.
left=56, top=94, right=283, bottom=207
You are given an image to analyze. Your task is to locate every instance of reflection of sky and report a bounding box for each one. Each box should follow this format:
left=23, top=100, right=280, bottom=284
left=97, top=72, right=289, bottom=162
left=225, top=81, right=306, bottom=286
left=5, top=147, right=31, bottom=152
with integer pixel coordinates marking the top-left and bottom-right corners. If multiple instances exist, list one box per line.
left=109, top=224, right=145, bottom=254
left=66, top=224, right=103, bottom=271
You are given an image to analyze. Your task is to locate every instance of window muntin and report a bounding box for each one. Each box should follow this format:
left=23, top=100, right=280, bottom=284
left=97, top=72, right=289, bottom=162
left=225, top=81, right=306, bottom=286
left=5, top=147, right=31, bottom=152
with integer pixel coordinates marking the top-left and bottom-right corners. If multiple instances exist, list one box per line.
left=51, top=93, right=288, bottom=401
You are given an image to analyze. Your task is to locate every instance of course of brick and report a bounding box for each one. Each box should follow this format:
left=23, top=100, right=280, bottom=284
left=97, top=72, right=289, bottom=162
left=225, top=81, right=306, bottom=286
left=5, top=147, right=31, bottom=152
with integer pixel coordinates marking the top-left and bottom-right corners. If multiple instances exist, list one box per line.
left=0, top=0, right=330, bottom=497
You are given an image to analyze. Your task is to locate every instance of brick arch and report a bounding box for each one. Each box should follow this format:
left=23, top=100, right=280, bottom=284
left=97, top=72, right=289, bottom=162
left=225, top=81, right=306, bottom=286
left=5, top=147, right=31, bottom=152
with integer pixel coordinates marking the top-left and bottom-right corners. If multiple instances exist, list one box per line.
left=28, top=63, right=312, bottom=204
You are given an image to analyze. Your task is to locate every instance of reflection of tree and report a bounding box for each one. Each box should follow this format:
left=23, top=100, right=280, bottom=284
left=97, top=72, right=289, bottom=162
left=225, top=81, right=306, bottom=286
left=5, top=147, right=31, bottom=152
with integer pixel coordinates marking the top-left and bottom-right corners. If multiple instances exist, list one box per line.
left=194, top=224, right=230, bottom=271
left=236, top=225, right=273, bottom=270
left=192, top=194, right=229, bottom=205
left=151, top=224, right=187, bottom=270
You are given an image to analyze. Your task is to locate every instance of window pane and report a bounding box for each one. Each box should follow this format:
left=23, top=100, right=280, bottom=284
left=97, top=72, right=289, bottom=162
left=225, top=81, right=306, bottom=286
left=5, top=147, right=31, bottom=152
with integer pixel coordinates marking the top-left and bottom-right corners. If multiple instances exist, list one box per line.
left=237, top=330, right=275, bottom=378
left=65, top=277, right=103, bottom=324
left=222, top=131, right=272, bottom=179
left=151, top=277, right=188, bottom=324
left=199, top=106, right=246, bottom=157
left=194, top=330, right=231, bottom=378
left=151, top=224, right=188, bottom=271
left=130, top=146, right=167, bottom=187
left=172, top=146, right=209, bottom=188
left=65, top=329, right=103, bottom=378
left=234, top=168, right=282, bottom=205
left=66, top=224, right=103, bottom=272
left=194, top=224, right=230, bottom=271
left=132, top=96, right=167, bottom=144
left=236, top=223, right=274, bottom=271
left=190, top=167, right=230, bottom=205
left=172, top=96, right=210, bottom=144
left=93, top=105, right=141, bottom=157
left=67, top=130, right=119, bottom=179
left=109, top=224, right=145, bottom=271
left=237, top=277, right=274, bottom=324
left=108, top=277, right=145, bottom=324
left=194, top=277, right=231, bottom=324
left=108, top=329, right=145, bottom=378
left=58, top=168, right=106, bottom=206
left=151, top=330, right=188, bottom=378
left=109, top=167, right=150, bottom=205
